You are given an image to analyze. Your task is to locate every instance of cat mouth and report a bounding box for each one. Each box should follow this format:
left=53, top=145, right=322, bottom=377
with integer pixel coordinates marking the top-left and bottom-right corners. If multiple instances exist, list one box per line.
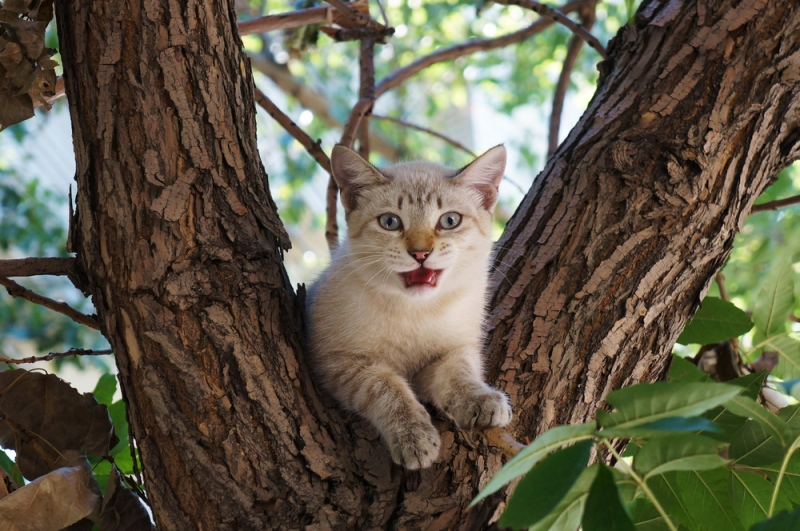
left=401, top=267, right=442, bottom=289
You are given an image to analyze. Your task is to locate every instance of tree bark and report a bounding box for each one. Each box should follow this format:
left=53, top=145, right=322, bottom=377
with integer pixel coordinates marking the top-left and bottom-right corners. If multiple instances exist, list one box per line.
left=55, top=0, right=800, bottom=530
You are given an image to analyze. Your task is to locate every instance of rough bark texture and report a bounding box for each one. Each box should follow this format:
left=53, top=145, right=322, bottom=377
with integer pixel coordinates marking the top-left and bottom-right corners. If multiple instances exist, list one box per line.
left=55, top=0, right=800, bottom=530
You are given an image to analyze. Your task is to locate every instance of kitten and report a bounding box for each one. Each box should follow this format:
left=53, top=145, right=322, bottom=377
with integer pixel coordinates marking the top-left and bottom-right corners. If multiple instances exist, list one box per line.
left=306, top=145, right=512, bottom=469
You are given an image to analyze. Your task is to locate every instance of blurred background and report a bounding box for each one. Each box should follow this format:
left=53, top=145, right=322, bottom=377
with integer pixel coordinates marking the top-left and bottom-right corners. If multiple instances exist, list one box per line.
left=0, top=0, right=798, bottom=396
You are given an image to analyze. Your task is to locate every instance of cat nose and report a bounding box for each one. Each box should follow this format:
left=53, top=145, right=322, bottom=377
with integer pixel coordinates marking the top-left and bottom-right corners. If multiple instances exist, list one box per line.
left=409, top=249, right=431, bottom=263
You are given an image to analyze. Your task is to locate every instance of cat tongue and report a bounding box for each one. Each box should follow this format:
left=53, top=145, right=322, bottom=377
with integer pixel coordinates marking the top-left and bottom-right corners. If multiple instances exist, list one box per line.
left=406, top=267, right=437, bottom=286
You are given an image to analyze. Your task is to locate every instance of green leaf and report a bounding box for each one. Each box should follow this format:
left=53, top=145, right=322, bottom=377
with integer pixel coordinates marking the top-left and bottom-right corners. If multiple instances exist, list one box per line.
left=763, top=453, right=800, bottom=505
left=765, top=336, right=800, bottom=380
left=752, top=504, right=800, bottom=531
left=677, top=297, right=753, bottom=345
left=724, top=396, right=791, bottom=448
left=529, top=465, right=599, bottom=531
left=729, top=420, right=786, bottom=466
left=647, top=474, right=696, bottom=530
left=675, top=469, right=745, bottom=531
left=629, top=499, right=670, bottom=531
left=667, top=356, right=710, bottom=383
left=582, top=464, right=636, bottom=531
left=108, top=400, right=129, bottom=454
left=635, top=434, right=727, bottom=478
left=598, top=382, right=742, bottom=433
left=92, top=373, right=117, bottom=406
left=499, top=441, right=593, bottom=530
left=601, top=417, right=720, bottom=439
left=0, top=449, right=23, bottom=486
left=753, top=255, right=794, bottom=338
left=729, top=469, right=791, bottom=529
left=471, top=422, right=596, bottom=505
left=729, top=370, right=768, bottom=400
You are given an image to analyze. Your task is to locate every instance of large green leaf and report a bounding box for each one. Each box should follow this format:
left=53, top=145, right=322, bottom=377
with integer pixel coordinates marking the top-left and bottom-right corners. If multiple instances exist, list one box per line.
left=528, top=465, right=599, bottom=531
left=753, top=255, right=794, bottom=338
left=677, top=297, right=754, bottom=345
left=729, top=469, right=791, bottom=529
left=92, top=373, right=118, bottom=406
left=647, top=474, right=696, bottom=530
left=752, top=504, right=800, bottom=531
left=601, top=417, right=720, bottom=439
left=635, top=434, right=727, bottom=478
left=672, top=469, right=745, bottom=531
left=729, top=420, right=786, bottom=466
left=499, top=441, right=593, bottom=530
left=582, top=464, right=636, bottom=531
left=763, top=453, right=800, bottom=505
left=700, top=372, right=769, bottom=442
left=724, top=396, right=791, bottom=449
left=597, top=383, right=742, bottom=433
left=471, top=422, right=596, bottom=504
left=629, top=499, right=670, bottom=531
left=765, top=336, right=800, bottom=380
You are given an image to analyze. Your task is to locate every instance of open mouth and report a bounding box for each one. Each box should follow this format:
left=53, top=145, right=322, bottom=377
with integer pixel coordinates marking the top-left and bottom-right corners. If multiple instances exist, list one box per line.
left=401, top=267, right=443, bottom=289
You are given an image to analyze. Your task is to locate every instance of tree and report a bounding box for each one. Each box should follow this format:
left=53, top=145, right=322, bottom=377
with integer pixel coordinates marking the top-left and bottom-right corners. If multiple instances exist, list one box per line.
left=1, top=0, right=800, bottom=529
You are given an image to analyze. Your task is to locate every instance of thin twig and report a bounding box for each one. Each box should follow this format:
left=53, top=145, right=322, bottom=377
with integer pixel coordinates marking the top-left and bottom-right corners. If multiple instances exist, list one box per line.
left=750, top=194, right=800, bottom=213
left=549, top=3, right=596, bottom=157
left=238, top=6, right=332, bottom=35
left=715, top=273, right=729, bottom=301
left=249, top=55, right=399, bottom=159
left=253, top=86, right=332, bottom=174
left=0, top=277, right=101, bottom=331
left=494, top=0, right=607, bottom=58
left=483, top=427, right=525, bottom=457
left=320, top=25, right=394, bottom=42
left=375, top=0, right=389, bottom=27
left=0, top=348, right=113, bottom=365
left=341, top=98, right=374, bottom=149
left=325, top=177, right=340, bottom=253
left=370, top=114, right=476, bottom=157
left=0, top=257, right=76, bottom=278
left=375, top=0, right=586, bottom=98
left=357, top=38, right=377, bottom=160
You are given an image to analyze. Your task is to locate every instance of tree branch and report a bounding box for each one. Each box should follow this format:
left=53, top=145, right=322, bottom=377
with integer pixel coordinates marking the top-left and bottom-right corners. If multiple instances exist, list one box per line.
left=253, top=86, right=332, bottom=174
left=238, top=6, right=333, bottom=36
left=483, top=427, right=525, bottom=457
left=0, top=348, right=113, bottom=365
left=750, top=194, right=800, bottom=213
left=370, top=114, right=476, bottom=157
left=357, top=38, right=376, bottom=160
left=0, top=277, right=101, bottom=331
left=249, top=56, right=398, bottom=159
left=495, top=0, right=607, bottom=58
left=0, top=257, right=76, bottom=278
left=323, top=0, right=384, bottom=31
left=375, top=0, right=586, bottom=98
left=548, top=3, right=596, bottom=157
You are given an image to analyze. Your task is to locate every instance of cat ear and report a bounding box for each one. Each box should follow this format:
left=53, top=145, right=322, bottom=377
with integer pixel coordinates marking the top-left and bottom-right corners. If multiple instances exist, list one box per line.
left=331, top=145, right=389, bottom=212
left=452, top=144, right=506, bottom=210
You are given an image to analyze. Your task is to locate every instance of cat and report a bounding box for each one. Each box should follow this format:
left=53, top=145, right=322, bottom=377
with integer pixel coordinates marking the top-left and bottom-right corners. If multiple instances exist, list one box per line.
left=306, top=144, right=512, bottom=470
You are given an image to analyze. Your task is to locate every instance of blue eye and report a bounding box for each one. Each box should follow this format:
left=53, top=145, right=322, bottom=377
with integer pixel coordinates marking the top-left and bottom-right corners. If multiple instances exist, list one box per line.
left=378, top=213, right=402, bottom=231
left=438, top=212, right=462, bottom=230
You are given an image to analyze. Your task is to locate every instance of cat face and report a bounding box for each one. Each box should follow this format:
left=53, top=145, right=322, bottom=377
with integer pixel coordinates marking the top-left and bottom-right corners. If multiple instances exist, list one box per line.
left=331, top=145, right=506, bottom=300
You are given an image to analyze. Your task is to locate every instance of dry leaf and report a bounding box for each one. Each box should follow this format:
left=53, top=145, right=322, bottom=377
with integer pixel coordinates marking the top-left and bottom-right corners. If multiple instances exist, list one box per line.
left=0, top=370, right=117, bottom=480
left=0, top=461, right=101, bottom=531
left=99, top=466, right=154, bottom=531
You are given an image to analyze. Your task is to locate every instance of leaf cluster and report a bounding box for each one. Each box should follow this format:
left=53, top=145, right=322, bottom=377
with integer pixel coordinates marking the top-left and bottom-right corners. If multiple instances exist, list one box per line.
left=0, top=0, right=58, bottom=130
left=0, top=370, right=152, bottom=531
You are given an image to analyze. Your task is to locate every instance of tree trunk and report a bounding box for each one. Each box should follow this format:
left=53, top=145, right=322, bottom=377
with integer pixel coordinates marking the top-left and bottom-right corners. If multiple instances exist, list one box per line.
left=55, top=0, right=800, bottom=529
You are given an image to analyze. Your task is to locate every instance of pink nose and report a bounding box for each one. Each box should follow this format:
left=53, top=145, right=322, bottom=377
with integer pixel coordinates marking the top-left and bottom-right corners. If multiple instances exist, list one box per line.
left=409, top=250, right=431, bottom=262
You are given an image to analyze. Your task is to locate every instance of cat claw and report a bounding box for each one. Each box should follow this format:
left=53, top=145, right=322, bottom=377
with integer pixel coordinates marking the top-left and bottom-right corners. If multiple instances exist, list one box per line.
left=448, top=389, right=512, bottom=430
left=388, top=420, right=441, bottom=470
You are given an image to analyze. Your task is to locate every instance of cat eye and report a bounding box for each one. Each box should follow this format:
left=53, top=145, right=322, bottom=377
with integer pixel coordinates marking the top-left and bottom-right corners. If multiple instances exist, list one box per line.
left=438, top=212, right=462, bottom=230
left=378, top=213, right=402, bottom=231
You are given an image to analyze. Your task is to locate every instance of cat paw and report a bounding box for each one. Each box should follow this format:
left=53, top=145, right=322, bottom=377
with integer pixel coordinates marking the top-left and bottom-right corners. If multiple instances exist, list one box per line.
left=447, top=389, right=512, bottom=430
left=387, top=419, right=441, bottom=470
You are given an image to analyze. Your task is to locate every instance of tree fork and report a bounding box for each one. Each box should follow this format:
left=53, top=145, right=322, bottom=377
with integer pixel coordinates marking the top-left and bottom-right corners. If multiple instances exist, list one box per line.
left=54, top=0, right=800, bottom=530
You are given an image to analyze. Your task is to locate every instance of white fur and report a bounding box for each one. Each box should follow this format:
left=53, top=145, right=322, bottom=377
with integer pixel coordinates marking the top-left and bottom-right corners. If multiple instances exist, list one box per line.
left=307, top=145, right=512, bottom=469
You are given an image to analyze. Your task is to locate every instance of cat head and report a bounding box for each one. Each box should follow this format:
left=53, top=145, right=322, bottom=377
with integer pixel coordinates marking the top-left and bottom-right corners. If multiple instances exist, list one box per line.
left=331, top=144, right=506, bottom=299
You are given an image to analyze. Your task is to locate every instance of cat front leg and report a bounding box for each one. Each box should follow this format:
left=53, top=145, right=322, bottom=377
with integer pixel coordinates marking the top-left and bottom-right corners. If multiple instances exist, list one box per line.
left=330, top=362, right=441, bottom=469
left=415, top=350, right=512, bottom=430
